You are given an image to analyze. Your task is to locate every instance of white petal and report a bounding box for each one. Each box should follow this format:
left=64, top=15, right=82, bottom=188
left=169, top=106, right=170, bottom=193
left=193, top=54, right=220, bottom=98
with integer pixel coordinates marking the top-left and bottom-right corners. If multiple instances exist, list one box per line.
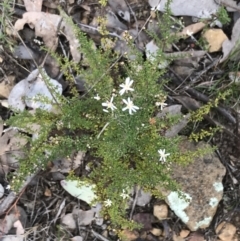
left=125, top=77, right=130, bottom=84
left=122, top=99, right=129, bottom=105
left=119, top=89, right=125, bottom=95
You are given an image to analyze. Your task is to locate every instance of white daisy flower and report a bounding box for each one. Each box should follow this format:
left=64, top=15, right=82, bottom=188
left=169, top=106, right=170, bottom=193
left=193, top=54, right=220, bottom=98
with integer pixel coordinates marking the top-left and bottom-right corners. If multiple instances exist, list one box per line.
left=158, top=149, right=170, bottom=162
left=155, top=101, right=167, bottom=110
left=94, top=94, right=101, bottom=101
left=119, top=77, right=134, bottom=96
left=104, top=199, right=112, bottom=207
left=102, top=96, right=117, bottom=112
left=120, top=189, right=130, bottom=199
left=122, top=97, right=139, bottom=115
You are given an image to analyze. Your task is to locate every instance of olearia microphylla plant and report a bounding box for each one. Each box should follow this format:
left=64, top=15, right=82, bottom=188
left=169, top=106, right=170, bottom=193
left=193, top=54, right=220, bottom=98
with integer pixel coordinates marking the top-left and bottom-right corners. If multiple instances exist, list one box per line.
left=6, top=0, right=214, bottom=230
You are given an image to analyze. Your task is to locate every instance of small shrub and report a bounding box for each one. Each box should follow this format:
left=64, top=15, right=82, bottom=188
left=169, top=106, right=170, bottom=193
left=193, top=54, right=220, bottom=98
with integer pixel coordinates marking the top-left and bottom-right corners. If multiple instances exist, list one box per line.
left=7, top=0, right=214, bottom=230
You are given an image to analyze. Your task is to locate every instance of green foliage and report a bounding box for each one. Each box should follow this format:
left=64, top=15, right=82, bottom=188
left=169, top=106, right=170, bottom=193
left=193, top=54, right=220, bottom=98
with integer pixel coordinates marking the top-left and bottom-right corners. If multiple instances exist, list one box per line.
left=190, top=127, right=220, bottom=142
left=190, top=90, right=231, bottom=122
left=7, top=0, right=214, bottom=230
left=216, top=6, right=231, bottom=25
left=0, top=0, right=15, bottom=49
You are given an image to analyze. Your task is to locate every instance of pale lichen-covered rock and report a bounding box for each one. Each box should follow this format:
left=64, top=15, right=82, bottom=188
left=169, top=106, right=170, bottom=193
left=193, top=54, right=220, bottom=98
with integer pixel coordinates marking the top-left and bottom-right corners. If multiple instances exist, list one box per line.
left=159, top=140, right=226, bottom=231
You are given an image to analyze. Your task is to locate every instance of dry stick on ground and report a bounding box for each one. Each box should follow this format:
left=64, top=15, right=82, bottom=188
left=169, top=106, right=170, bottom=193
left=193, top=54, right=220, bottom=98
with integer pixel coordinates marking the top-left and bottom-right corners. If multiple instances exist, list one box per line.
left=125, top=0, right=138, bottom=32
left=0, top=166, right=42, bottom=216
left=189, top=58, right=220, bottom=84
left=168, top=66, right=237, bottom=125
left=130, top=185, right=140, bottom=220
left=215, top=149, right=237, bottom=185
left=74, top=21, right=123, bottom=40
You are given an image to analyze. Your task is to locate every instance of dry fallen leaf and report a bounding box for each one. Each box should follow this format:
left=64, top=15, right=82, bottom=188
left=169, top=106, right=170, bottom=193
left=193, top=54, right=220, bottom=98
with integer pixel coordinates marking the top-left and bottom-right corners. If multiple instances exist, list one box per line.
left=108, top=0, right=130, bottom=22
left=23, top=0, right=43, bottom=12
left=0, top=184, right=4, bottom=199
left=72, top=206, right=95, bottom=226
left=61, top=213, right=76, bottom=230
left=14, top=12, right=60, bottom=51
left=149, top=0, right=220, bottom=18
left=0, top=129, right=26, bottom=156
left=105, top=10, right=128, bottom=31
left=13, top=220, right=24, bottom=235
left=0, top=151, right=24, bottom=176
left=0, top=75, right=15, bottom=98
left=14, top=12, right=81, bottom=62
left=0, top=213, right=19, bottom=234
left=60, top=179, right=97, bottom=205
left=8, top=68, right=62, bottom=112
left=13, top=45, right=60, bottom=79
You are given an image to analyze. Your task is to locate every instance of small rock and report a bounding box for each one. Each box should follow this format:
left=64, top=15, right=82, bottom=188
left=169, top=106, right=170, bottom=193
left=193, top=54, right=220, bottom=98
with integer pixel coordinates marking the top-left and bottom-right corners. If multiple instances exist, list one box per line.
left=132, top=213, right=154, bottom=231
left=136, top=189, right=152, bottom=206
left=202, top=29, right=228, bottom=52
left=216, top=222, right=236, bottom=241
left=188, top=231, right=205, bottom=241
left=120, top=229, right=139, bottom=241
left=61, top=213, right=76, bottom=230
left=102, top=230, right=108, bottom=238
left=44, top=187, right=52, bottom=197
left=173, top=233, right=185, bottom=241
left=153, top=204, right=168, bottom=220
left=179, top=229, right=190, bottom=238
left=0, top=75, right=15, bottom=98
left=150, top=228, right=162, bottom=236
left=172, top=65, right=195, bottom=79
